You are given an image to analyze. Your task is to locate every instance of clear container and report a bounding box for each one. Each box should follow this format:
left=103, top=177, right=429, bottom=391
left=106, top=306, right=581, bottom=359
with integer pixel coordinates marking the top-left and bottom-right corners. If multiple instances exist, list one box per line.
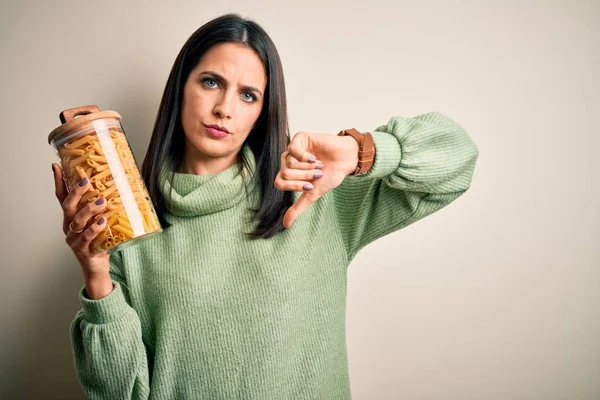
left=48, top=105, right=162, bottom=254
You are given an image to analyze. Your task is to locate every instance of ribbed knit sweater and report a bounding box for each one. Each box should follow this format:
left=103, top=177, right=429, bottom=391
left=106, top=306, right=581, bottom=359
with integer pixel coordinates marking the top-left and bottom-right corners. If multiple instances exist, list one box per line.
left=70, top=111, right=479, bottom=399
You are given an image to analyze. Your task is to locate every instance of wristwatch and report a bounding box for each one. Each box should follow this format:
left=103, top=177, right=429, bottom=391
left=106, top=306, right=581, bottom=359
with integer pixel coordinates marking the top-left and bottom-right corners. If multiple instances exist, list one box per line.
left=337, top=128, right=376, bottom=175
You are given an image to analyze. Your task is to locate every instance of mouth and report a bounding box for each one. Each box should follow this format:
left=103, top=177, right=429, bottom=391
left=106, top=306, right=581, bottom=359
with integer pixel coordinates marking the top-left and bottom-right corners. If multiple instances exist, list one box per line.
left=204, top=124, right=230, bottom=134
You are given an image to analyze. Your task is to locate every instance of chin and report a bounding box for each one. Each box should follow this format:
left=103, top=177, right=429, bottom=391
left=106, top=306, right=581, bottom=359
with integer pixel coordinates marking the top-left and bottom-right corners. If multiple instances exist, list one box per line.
left=192, top=137, right=237, bottom=158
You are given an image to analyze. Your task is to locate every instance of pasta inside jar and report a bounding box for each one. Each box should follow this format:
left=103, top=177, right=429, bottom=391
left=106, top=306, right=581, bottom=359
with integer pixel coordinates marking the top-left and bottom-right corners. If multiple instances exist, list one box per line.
left=49, top=106, right=161, bottom=254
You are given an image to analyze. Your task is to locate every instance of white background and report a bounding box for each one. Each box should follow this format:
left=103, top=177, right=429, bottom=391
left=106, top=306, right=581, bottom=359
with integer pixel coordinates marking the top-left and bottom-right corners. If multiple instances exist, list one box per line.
left=1, top=0, right=598, bottom=398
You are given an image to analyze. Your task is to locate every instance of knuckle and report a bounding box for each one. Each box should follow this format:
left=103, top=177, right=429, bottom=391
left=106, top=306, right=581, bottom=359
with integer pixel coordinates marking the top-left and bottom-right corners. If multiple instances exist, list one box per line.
left=275, top=178, right=287, bottom=190
left=87, top=200, right=99, bottom=211
left=91, top=217, right=103, bottom=229
left=64, top=190, right=79, bottom=204
left=72, top=211, right=86, bottom=226
left=61, top=197, right=71, bottom=211
left=70, top=243, right=83, bottom=254
left=288, top=145, right=299, bottom=155
left=70, top=216, right=80, bottom=229
left=82, top=229, right=95, bottom=241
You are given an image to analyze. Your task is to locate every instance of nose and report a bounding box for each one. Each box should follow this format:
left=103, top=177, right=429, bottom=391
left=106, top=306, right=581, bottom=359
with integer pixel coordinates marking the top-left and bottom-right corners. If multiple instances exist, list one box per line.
left=213, top=91, right=234, bottom=120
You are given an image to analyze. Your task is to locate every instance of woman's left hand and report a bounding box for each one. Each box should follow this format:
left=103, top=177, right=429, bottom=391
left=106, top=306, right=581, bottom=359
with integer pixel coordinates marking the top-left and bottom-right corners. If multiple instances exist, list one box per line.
left=275, top=131, right=360, bottom=228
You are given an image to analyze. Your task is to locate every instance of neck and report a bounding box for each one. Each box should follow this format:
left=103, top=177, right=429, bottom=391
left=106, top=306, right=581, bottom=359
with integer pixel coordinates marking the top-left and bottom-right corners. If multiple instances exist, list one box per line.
left=178, top=142, right=241, bottom=175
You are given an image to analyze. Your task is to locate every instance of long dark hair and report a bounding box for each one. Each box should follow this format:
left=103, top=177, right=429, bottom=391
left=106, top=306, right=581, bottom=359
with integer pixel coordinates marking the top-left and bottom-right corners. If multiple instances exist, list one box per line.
left=141, top=13, right=293, bottom=239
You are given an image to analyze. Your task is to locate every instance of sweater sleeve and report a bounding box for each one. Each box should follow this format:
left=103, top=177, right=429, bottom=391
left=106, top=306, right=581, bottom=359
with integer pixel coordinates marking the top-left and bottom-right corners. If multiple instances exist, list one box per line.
left=332, top=111, right=479, bottom=261
left=69, top=250, right=151, bottom=399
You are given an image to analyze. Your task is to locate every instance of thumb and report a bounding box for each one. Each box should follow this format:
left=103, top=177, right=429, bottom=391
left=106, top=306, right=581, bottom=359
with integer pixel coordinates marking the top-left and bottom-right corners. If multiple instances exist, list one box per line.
left=52, top=163, right=68, bottom=204
left=283, top=193, right=316, bottom=228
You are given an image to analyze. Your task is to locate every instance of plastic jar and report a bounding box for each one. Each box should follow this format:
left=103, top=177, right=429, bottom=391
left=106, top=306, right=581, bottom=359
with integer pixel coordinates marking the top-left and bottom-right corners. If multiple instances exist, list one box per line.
left=48, top=105, right=162, bottom=254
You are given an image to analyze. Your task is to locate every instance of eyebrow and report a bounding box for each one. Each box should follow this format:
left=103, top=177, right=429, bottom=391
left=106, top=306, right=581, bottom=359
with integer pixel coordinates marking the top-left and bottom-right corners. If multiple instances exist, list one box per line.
left=199, top=70, right=263, bottom=97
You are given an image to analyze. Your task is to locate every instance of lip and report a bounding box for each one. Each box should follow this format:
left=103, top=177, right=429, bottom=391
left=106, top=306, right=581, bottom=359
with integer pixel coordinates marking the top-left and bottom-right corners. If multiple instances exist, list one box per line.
left=204, top=124, right=229, bottom=134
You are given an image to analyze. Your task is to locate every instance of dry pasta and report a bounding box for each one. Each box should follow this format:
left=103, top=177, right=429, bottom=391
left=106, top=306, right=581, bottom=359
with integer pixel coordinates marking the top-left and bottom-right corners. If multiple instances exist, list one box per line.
left=56, top=126, right=161, bottom=254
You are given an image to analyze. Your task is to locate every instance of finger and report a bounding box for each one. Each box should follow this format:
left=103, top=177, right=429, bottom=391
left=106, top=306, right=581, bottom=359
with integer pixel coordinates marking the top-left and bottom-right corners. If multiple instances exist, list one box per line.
left=285, top=153, right=323, bottom=170
left=280, top=150, right=289, bottom=169
left=283, top=193, right=318, bottom=228
left=280, top=168, right=323, bottom=182
left=274, top=174, right=315, bottom=192
left=71, top=216, right=108, bottom=253
left=67, top=197, right=107, bottom=238
left=52, top=163, right=68, bottom=204
left=287, top=143, right=316, bottom=164
left=62, top=176, right=92, bottom=223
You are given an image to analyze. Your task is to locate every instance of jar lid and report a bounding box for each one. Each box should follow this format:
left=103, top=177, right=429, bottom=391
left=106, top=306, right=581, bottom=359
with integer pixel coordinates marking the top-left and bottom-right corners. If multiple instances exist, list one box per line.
left=48, top=105, right=122, bottom=144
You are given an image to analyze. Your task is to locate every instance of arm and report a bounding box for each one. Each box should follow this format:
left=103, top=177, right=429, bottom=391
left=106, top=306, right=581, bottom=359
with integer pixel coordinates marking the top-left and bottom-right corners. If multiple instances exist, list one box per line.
left=70, top=250, right=151, bottom=399
left=332, top=111, right=479, bottom=260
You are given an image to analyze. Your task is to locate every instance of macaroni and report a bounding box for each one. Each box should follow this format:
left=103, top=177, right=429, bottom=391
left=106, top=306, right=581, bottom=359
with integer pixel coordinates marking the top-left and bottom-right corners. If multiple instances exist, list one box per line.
left=57, top=127, right=160, bottom=254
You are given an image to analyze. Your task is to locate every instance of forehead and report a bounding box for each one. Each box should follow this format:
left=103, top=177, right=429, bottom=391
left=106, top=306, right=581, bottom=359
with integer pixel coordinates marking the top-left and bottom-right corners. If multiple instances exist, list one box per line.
left=195, top=42, right=267, bottom=89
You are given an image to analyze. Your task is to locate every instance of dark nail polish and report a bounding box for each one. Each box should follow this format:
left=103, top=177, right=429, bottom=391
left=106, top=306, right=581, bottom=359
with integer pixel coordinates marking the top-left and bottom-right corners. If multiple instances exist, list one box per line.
left=314, top=171, right=323, bottom=179
left=79, top=178, right=88, bottom=187
left=95, top=198, right=105, bottom=205
left=303, top=183, right=314, bottom=190
left=97, top=217, right=105, bottom=225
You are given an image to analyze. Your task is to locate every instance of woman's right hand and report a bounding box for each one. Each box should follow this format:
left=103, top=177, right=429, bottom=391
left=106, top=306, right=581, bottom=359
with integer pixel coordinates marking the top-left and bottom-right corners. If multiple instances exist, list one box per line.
left=53, top=163, right=114, bottom=298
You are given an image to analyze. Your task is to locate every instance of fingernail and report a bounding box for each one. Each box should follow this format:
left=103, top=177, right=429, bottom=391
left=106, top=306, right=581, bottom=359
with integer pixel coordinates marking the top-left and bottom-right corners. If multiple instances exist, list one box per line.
left=315, top=162, right=324, bottom=169
left=303, top=183, right=314, bottom=190
left=314, top=171, right=323, bottom=179
left=97, top=217, right=105, bottom=225
left=95, top=198, right=105, bottom=205
left=308, top=156, right=316, bottom=163
left=79, top=178, right=88, bottom=187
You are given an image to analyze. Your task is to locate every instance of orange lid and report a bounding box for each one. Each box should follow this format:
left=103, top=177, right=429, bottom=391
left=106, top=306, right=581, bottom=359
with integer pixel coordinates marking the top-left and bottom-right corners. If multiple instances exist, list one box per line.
left=48, top=105, right=122, bottom=144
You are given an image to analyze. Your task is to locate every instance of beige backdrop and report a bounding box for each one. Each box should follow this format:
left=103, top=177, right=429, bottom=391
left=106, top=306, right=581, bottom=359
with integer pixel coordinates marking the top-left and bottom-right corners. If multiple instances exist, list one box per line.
left=1, top=0, right=598, bottom=399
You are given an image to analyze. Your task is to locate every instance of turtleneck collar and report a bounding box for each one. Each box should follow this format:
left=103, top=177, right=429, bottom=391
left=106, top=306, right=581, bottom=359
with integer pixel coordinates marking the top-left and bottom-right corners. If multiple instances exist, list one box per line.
left=159, top=144, right=256, bottom=218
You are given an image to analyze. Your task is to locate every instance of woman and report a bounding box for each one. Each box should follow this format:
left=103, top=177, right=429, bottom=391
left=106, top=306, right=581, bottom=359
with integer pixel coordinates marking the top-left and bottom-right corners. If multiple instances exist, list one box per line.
left=52, top=13, right=479, bottom=399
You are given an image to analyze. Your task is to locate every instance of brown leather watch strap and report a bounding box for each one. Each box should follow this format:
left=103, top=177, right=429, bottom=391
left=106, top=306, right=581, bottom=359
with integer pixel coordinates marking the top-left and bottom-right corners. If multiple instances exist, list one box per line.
left=337, top=128, right=376, bottom=175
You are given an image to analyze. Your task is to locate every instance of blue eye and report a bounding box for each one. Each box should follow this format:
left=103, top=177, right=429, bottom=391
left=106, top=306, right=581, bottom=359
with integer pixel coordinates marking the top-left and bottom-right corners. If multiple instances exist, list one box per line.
left=242, top=92, right=256, bottom=102
left=202, top=78, right=218, bottom=88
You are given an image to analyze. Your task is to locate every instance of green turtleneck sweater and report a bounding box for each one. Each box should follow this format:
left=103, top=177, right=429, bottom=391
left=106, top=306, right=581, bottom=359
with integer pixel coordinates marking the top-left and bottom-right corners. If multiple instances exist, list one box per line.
left=70, top=111, right=479, bottom=399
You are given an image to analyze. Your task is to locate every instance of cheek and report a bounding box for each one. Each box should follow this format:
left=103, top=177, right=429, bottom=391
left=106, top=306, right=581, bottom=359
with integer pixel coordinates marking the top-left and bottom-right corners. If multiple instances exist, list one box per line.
left=181, top=90, right=210, bottom=131
left=238, top=104, right=263, bottom=132
left=183, top=90, right=206, bottom=117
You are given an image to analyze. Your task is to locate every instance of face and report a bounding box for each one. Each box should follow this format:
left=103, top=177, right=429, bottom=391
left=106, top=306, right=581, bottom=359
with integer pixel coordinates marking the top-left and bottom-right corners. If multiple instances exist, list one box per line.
left=180, top=42, right=267, bottom=168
